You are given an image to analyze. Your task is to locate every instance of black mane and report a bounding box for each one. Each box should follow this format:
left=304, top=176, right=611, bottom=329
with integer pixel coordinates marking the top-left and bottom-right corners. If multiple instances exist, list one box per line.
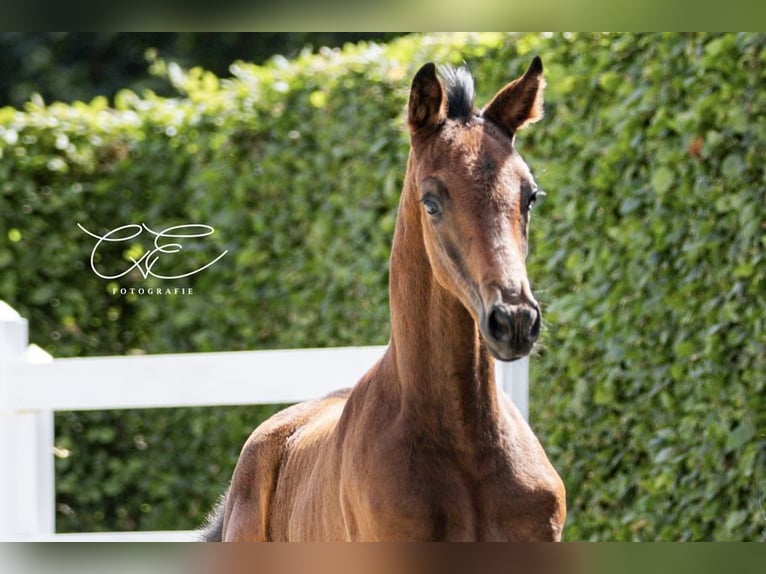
left=439, top=65, right=476, bottom=121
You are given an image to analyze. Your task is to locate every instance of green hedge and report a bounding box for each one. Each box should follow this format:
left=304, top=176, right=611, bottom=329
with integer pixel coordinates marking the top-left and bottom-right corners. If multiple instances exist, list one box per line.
left=525, top=33, right=765, bottom=541
left=1, top=33, right=763, bottom=540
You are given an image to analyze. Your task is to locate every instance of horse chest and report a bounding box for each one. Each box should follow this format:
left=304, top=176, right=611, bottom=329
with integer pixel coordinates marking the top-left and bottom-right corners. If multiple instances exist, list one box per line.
left=470, top=467, right=566, bottom=541
left=436, top=455, right=565, bottom=541
left=343, top=433, right=565, bottom=541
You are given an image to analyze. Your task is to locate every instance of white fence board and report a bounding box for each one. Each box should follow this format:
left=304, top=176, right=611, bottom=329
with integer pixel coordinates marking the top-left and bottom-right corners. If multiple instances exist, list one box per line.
left=8, top=346, right=387, bottom=412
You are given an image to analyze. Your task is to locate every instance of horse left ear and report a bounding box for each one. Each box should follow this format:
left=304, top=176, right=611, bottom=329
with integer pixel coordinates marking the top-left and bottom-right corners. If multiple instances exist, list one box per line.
left=407, top=62, right=446, bottom=134
left=482, top=56, right=545, bottom=137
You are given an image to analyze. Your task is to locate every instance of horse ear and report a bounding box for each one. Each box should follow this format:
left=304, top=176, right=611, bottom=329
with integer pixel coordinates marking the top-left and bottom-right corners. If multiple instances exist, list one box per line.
left=482, top=56, right=545, bottom=137
left=408, top=62, right=445, bottom=133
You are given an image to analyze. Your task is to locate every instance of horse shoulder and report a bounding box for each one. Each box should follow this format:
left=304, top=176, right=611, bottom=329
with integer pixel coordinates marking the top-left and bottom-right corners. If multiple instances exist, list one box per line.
left=222, top=390, right=351, bottom=541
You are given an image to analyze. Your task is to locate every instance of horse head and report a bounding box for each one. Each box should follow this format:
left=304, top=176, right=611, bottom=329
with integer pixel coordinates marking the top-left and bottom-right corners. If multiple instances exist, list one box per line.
left=406, top=58, right=546, bottom=361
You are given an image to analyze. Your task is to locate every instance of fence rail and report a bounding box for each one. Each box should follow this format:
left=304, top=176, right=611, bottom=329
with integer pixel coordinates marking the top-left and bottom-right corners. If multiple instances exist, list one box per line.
left=0, top=300, right=528, bottom=542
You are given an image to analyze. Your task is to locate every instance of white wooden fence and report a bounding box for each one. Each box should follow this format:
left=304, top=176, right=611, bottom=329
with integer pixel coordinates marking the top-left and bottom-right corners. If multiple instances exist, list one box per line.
left=0, top=300, right=529, bottom=542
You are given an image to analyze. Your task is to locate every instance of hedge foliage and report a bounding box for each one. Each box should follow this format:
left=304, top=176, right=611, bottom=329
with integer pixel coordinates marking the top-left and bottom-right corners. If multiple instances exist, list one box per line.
left=1, top=33, right=764, bottom=540
left=525, top=33, right=765, bottom=541
left=0, top=33, right=403, bottom=108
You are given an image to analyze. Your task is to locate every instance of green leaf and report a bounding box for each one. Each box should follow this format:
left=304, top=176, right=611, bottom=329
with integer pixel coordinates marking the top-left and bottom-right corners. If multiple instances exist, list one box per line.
left=724, top=510, right=749, bottom=532
left=651, top=166, right=675, bottom=194
left=593, top=380, right=615, bottom=406
left=653, top=447, right=675, bottom=465
left=721, top=153, right=746, bottom=179
left=726, top=420, right=755, bottom=452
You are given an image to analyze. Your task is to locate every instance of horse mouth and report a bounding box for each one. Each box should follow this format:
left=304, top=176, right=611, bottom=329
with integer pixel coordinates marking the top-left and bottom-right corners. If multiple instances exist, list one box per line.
left=483, top=338, right=535, bottom=362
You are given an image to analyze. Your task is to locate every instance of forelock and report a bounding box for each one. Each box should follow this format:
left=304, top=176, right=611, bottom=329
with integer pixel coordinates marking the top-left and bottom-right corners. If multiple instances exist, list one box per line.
left=438, top=65, right=476, bottom=122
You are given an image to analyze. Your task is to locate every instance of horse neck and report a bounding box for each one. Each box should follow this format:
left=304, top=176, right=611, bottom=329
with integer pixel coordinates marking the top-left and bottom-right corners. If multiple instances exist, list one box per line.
left=383, top=156, right=500, bottom=436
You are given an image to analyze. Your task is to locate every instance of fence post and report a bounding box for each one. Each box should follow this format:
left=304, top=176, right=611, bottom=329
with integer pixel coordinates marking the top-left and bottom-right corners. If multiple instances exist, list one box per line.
left=0, top=301, right=55, bottom=540
left=495, top=356, right=529, bottom=422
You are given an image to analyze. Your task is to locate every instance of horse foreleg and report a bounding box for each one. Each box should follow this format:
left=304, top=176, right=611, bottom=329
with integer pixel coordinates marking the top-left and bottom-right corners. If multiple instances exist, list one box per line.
left=221, top=433, right=285, bottom=541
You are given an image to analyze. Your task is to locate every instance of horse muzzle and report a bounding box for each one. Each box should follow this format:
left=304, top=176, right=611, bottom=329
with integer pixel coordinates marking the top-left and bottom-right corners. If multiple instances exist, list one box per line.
left=481, top=300, right=541, bottom=362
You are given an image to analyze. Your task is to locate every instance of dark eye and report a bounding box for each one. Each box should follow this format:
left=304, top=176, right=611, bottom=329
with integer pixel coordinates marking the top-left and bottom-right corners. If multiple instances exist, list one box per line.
left=527, top=189, right=545, bottom=210
left=421, top=195, right=442, bottom=217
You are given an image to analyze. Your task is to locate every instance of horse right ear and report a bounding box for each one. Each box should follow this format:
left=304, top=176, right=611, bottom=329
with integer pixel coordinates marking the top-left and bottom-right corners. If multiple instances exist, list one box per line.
left=482, top=56, right=545, bottom=137
left=407, top=63, right=445, bottom=133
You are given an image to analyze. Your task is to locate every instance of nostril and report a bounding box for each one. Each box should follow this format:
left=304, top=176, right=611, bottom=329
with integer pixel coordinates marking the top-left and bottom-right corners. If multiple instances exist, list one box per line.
left=488, top=305, right=513, bottom=343
left=529, top=306, right=541, bottom=340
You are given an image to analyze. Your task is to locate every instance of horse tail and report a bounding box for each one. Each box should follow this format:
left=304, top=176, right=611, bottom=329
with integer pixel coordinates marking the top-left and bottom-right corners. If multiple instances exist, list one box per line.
left=199, top=492, right=227, bottom=542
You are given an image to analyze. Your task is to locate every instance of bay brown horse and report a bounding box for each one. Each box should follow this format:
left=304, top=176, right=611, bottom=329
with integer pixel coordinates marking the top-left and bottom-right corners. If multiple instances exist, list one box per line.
left=202, top=57, right=566, bottom=541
